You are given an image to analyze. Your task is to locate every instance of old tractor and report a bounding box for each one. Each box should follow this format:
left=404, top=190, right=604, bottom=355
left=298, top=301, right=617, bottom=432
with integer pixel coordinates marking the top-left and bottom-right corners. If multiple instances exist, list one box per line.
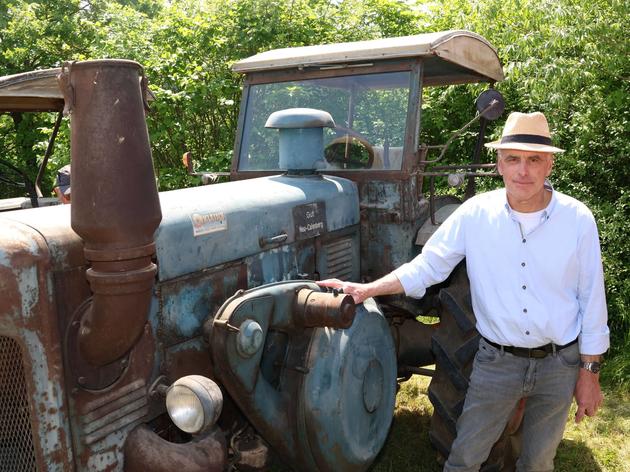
left=0, top=30, right=512, bottom=471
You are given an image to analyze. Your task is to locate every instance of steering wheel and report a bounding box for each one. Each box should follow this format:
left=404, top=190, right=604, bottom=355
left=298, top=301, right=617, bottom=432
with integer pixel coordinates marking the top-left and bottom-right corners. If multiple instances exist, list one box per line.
left=324, top=126, right=375, bottom=169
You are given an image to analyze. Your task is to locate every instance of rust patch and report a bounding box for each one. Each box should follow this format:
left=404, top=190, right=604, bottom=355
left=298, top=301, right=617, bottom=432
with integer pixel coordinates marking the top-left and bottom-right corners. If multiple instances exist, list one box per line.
left=124, top=424, right=226, bottom=472
left=163, top=339, right=214, bottom=382
left=0, top=221, right=74, bottom=471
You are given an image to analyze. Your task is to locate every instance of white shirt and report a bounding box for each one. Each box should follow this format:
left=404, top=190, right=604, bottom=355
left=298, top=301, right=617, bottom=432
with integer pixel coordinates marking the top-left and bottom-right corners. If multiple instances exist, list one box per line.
left=393, top=186, right=610, bottom=355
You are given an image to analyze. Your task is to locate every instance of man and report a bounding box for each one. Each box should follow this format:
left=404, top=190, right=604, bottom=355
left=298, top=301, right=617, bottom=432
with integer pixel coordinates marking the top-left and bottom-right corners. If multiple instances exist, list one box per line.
left=54, top=164, right=71, bottom=204
left=318, top=112, right=609, bottom=471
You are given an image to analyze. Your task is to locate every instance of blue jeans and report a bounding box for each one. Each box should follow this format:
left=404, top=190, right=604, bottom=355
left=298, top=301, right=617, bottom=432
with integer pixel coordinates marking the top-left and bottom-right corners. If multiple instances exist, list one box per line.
left=444, top=338, right=580, bottom=472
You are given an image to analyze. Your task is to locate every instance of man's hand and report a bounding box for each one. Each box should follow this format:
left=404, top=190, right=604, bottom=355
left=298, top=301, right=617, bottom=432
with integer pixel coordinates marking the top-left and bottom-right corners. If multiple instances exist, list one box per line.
left=317, top=273, right=404, bottom=304
left=316, top=279, right=372, bottom=304
left=574, top=358, right=604, bottom=423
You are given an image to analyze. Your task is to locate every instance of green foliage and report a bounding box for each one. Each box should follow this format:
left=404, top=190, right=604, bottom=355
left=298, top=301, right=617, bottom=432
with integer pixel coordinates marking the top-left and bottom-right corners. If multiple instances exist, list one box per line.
left=0, top=0, right=99, bottom=197
left=418, top=0, right=629, bottom=380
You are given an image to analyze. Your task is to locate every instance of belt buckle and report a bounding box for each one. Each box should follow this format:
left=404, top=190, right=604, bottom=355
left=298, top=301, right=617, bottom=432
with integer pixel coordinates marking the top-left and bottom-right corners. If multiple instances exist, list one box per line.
left=530, top=348, right=547, bottom=359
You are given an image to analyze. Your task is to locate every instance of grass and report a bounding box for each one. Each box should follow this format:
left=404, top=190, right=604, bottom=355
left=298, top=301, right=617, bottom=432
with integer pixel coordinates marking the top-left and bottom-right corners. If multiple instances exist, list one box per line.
left=370, top=372, right=630, bottom=472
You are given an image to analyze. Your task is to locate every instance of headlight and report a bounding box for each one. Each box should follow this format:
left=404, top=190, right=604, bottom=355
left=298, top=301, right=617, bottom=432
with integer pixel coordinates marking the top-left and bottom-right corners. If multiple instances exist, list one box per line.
left=166, top=375, right=223, bottom=434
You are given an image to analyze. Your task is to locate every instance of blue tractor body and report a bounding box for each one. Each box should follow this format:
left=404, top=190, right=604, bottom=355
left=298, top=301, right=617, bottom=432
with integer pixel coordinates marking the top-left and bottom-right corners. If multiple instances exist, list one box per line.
left=0, top=31, right=505, bottom=471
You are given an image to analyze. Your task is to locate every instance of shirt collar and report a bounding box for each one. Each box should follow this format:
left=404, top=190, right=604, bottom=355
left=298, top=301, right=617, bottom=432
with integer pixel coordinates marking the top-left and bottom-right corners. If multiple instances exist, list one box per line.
left=503, top=180, right=556, bottom=220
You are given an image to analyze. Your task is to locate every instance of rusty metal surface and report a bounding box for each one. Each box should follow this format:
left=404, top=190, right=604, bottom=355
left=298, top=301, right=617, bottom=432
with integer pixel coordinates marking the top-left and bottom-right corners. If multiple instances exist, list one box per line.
left=64, top=298, right=131, bottom=390
left=1, top=204, right=84, bottom=271
left=1, top=207, right=158, bottom=470
left=67, top=321, right=156, bottom=471
left=0, top=218, right=74, bottom=471
left=208, top=282, right=327, bottom=469
left=294, top=288, right=355, bottom=329
left=123, top=424, right=226, bottom=472
left=162, top=337, right=215, bottom=384
left=357, top=178, right=430, bottom=283
left=157, top=264, right=246, bottom=348
left=209, top=282, right=396, bottom=471
left=58, top=60, right=162, bottom=367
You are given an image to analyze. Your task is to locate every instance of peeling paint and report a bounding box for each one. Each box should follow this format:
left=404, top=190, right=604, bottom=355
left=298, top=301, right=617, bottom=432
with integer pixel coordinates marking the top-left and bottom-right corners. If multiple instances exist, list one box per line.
left=22, top=329, right=73, bottom=471
left=17, top=266, right=39, bottom=320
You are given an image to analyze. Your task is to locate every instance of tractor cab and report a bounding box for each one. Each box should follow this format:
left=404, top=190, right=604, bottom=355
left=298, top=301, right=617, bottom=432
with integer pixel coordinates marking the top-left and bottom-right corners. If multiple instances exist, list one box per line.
left=231, top=30, right=505, bottom=280
left=0, top=67, right=65, bottom=210
left=232, top=30, right=503, bottom=179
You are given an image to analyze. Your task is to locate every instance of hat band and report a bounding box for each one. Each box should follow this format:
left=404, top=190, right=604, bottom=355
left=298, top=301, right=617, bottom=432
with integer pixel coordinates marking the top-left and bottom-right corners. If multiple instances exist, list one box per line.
left=500, top=134, right=552, bottom=146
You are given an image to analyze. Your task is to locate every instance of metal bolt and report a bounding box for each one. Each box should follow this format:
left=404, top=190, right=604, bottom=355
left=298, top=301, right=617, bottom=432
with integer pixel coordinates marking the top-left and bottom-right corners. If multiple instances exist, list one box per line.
left=236, top=319, right=264, bottom=358
left=77, top=377, right=86, bottom=386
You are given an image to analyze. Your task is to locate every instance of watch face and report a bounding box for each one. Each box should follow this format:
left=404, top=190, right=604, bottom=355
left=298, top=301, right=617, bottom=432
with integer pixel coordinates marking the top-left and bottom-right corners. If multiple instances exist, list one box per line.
left=582, top=361, right=601, bottom=373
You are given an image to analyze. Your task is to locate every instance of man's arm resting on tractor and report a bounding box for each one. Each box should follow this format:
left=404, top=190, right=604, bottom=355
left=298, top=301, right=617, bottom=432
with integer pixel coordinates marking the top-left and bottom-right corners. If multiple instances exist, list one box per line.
left=317, top=273, right=404, bottom=304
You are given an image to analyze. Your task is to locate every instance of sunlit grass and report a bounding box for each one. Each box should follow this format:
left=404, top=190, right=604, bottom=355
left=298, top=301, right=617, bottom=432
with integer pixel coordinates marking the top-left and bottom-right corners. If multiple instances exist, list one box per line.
left=371, top=373, right=630, bottom=472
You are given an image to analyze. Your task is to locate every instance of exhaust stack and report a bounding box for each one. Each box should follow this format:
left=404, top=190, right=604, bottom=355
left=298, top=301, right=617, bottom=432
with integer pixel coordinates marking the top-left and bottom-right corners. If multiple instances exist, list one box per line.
left=59, top=60, right=162, bottom=366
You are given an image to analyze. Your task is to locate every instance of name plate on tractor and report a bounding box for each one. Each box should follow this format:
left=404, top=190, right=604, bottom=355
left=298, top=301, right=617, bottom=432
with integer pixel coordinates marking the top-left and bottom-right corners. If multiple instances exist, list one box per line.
left=293, top=201, right=327, bottom=240
left=191, top=211, right=228, bottom=237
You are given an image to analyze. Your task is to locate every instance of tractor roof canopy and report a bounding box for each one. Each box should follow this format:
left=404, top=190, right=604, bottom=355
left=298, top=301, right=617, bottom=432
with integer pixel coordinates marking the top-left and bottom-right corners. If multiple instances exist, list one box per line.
left=232, top=30, right=503, bottom=85
left=0, top=68, right=64, bottom=112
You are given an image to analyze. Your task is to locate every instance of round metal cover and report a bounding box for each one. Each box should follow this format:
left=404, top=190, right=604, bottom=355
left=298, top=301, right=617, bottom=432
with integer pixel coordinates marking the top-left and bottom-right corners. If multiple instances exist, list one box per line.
left=301, top=300, right=396, bottom=471
left=265, top=108, right=335, bottom=129
left=476, top=89, right=505, bottom=121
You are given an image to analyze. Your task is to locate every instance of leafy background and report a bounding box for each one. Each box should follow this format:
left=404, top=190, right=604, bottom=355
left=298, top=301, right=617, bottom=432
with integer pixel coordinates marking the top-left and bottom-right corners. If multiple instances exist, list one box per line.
left=0, top=0, right=628, bottom=384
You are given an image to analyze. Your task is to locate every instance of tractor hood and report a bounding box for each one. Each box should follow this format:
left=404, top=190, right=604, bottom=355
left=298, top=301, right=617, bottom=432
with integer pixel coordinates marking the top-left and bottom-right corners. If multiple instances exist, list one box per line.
left=155, top=174, right=359, bottom=280
left=0, top=174, right=359, bottom=282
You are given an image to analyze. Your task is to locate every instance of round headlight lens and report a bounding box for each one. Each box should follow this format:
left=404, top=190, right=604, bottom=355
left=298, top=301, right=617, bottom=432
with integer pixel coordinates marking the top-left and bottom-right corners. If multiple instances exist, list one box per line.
left=165, top=376, right=223, bottom=434
left=166, top=384, right=204, bottom=433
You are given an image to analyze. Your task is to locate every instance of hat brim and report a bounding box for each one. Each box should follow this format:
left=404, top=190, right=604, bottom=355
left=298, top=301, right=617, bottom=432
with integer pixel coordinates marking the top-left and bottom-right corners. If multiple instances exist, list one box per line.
left=485, top=140, right=564, bottom=153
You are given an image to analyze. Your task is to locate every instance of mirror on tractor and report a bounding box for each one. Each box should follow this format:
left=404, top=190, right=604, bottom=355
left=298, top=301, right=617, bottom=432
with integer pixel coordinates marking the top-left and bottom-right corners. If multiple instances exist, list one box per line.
left=181, top=151, right=230, bottom=185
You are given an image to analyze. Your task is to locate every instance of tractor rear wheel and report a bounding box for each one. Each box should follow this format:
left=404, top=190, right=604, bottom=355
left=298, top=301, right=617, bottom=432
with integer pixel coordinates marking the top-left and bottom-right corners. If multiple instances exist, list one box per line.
left=427, top=262, right=520, bottom=471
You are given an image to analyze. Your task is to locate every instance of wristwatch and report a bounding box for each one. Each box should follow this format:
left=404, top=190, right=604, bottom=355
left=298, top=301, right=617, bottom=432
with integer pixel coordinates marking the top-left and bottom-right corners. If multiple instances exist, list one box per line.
left=580, top=361, right=601, bottom=374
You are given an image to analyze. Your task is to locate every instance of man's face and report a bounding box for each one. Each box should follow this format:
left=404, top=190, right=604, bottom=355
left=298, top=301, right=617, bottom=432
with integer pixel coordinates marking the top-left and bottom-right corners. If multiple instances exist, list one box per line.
left=497, top=149, right=554, bottom=208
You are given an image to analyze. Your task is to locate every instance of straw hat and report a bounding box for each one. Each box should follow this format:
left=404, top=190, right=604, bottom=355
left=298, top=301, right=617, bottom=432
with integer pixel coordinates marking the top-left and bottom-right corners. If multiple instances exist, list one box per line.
left=485, top=112, right=564, bottom=153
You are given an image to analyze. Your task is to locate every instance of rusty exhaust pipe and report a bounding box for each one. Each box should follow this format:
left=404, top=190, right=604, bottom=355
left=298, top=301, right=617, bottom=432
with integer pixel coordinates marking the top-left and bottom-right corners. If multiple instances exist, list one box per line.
left=59, top=60, right=162, bottom=366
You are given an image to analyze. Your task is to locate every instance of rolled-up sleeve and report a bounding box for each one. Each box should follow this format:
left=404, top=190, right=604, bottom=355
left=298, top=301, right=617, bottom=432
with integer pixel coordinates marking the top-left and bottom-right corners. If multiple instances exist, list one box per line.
left=393, top=205, right=467, bottom=298
left=576, top=212, right=610, bottom=355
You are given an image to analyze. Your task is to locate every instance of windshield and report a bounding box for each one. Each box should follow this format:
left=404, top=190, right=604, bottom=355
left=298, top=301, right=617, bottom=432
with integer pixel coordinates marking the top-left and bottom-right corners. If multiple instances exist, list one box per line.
left=238, top=71, right=411, bottom=171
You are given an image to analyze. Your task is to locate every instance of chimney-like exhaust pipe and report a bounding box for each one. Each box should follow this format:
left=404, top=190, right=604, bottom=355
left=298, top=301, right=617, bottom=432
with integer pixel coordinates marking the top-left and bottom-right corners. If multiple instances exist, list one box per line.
left=59, top=60, right=162, bottom=366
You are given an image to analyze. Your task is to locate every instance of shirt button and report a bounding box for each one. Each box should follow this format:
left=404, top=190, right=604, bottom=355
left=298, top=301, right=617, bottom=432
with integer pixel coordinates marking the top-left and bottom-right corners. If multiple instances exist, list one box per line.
left=521, top=262, right=526, bottom=267
left=522, top=238, right=526, bottom=243
left=522, top=285, right=527, bottom=290
left=523, top=308, right=528, bottom=313
left=525, top=331, right=530, bottom=335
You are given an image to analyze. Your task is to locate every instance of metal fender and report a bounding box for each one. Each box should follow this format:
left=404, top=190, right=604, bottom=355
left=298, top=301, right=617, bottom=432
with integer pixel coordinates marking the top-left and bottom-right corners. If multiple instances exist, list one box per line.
left=206, top=281, right=397, bottom=472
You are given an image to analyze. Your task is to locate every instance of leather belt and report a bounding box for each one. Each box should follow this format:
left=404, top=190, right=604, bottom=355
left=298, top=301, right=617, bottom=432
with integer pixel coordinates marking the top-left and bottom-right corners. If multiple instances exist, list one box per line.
left=481, top=336, right=578, bottom=359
